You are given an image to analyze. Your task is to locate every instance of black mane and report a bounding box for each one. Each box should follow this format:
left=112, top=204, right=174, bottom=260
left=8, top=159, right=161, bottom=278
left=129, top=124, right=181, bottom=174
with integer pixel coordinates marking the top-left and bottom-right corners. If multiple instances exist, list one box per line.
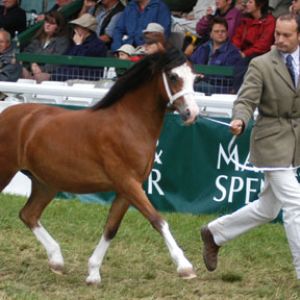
left=92, top=48, right=187, bottom=110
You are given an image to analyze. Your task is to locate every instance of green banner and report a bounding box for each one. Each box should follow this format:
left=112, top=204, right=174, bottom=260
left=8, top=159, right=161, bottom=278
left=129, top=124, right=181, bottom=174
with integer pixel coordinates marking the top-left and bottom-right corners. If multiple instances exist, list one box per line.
left=60, top=114, right=267, bottom=215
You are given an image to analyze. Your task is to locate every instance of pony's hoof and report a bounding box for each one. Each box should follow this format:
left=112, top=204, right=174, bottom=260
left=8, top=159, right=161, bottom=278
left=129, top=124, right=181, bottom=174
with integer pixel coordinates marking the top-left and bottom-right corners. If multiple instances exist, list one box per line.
left=49, top=263, right=64, bottom=275
left=86, top=276, right=101, bottom=286
left=178, top=268, right=197, bottom=280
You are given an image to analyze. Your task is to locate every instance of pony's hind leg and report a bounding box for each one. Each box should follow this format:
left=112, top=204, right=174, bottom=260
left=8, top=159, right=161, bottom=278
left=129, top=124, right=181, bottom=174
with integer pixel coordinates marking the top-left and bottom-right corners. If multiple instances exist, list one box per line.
left=86, top=194, right=130, bottom=285
left=19, top=177, right=64, bottom=274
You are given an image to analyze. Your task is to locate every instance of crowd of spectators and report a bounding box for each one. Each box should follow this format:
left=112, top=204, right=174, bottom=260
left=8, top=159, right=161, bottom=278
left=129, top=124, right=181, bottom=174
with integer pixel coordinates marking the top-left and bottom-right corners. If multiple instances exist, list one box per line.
left=0, top=0, right=294, bottom=94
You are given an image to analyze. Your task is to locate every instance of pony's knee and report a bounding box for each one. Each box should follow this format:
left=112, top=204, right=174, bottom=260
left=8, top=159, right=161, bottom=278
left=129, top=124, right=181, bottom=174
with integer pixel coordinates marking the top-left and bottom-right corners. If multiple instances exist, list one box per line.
left=19, top=209, right=38, bottom=229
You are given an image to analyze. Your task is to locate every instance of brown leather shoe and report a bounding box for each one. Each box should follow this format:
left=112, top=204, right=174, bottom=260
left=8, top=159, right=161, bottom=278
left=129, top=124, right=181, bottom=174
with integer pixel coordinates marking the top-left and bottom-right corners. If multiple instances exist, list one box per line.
left=200, top=225, right=220, bottom=272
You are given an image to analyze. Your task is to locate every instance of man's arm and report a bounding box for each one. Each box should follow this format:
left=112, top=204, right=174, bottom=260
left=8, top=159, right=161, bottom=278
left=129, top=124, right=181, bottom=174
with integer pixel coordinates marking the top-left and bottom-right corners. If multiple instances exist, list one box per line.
left=232, top=59, right=264, bottom=128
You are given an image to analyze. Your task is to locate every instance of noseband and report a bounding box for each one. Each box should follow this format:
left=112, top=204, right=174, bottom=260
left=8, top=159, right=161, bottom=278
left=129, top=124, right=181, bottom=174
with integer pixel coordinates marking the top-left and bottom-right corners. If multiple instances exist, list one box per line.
left=162, top=72, right=194, bottom=105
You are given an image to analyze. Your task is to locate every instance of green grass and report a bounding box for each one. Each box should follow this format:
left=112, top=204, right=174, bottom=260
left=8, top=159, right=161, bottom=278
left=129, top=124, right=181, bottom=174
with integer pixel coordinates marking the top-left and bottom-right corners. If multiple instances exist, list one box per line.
left=0, top=194, right=300, bottom=300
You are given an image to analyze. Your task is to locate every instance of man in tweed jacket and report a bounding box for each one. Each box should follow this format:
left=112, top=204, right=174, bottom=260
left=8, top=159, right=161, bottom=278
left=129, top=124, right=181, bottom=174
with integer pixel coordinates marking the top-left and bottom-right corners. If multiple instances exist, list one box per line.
left=200, top=13, right=300, bottom=279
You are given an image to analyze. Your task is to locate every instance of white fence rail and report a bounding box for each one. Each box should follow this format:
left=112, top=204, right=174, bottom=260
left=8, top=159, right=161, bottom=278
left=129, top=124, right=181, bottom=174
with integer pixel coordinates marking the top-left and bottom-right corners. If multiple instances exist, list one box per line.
left=0, top=80, right=236, bottom=117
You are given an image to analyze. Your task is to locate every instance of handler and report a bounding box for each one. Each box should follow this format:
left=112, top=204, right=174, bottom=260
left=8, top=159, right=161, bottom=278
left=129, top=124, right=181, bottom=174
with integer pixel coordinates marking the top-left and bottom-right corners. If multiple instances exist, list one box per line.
left=201, top=13, right=300, bottom=279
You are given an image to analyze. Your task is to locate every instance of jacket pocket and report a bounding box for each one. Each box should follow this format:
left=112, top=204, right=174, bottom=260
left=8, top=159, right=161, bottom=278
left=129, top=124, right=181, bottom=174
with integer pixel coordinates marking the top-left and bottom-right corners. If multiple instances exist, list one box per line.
left=253, top=124, right=281, bottom=141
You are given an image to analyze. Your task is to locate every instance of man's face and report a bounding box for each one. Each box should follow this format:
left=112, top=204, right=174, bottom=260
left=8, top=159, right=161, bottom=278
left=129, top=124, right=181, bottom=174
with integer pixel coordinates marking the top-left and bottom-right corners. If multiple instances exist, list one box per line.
left=0, top=32, right=10, bottom=54
left=274, top=19, right=300, bottom=54
left=2, top=0, right=18, bottom=8
left=210, top=23, right=228, bottom=44
left=215, top=0, right=230, bottom=10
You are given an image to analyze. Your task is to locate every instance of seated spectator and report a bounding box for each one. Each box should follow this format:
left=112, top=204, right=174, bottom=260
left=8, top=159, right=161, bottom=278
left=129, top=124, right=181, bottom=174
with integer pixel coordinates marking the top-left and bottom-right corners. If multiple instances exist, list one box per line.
left=33, top=13, right=107, bottom=82
left=143, top=23, right=167, bottom=55
left=0, top=0, right=26, bottom=38
left=67, top=13, right=107, bottom=56
left=235, top=0, right=247, bottom=12
left=172, top=0, right=215, bottom=35
left=0, top=29, right=21, bottom=82
left=196, top=0, right=241, bottom=44
left=191, top=17, right=243, bottom=94
left=115, top=44, right=136, bottom=60
left=111, top=0, right=171, bottom=51
left=232, top=0, right=275, bottom=60
left=36, top=0, right=75, bottom=22
left=290, top=0, right=300, bottom=14
left=79, top=0, right=125, bottom=47
left=22, top=11, right=70, bottom=80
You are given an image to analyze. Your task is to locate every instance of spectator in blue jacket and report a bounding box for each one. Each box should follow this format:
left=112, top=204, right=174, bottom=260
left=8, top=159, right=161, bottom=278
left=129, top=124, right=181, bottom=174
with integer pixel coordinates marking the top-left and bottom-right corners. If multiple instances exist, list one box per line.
left=191, top=16, right=243, bottom=94
left=111, top=0, right=171, bottom=51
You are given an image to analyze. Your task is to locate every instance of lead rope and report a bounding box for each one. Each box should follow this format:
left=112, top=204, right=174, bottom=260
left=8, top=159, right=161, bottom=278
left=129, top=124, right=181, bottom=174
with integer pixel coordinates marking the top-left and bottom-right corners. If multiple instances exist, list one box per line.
left=199, top=115, right=299, bottom=172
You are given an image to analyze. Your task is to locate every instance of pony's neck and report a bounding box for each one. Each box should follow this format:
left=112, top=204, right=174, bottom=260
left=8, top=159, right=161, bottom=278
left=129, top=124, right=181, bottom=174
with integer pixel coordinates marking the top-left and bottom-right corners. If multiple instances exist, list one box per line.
left=119, top=76, right=167, bottom=139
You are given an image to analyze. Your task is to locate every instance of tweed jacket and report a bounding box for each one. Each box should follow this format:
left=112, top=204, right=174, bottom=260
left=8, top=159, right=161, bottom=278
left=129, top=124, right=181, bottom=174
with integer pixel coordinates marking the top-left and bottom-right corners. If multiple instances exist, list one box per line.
left=233, top=47, right=300, bottom=168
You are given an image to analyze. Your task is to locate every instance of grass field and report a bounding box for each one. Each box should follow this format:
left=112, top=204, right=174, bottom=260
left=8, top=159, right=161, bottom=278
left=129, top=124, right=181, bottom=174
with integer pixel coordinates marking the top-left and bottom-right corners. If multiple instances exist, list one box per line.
left=0, top=193, right=300, bottom=300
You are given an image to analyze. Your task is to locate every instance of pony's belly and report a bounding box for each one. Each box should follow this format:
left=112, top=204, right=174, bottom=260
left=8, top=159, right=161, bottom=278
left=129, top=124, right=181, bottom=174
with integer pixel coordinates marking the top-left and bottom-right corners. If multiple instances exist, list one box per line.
left=30, top=167, right=113, bottom=194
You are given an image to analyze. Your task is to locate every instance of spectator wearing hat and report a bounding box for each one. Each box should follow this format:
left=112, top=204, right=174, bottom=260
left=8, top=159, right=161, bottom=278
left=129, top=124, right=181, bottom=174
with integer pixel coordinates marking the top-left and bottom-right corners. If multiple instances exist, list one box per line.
left=79, top=0, right=125, bottom=48
left=0, top=0, right=26, bottom=38
left=115, top=44, right=135, bottom=60
left=142, top=23, right=167, bottom=55
left=111, top=0, right=171, bottom=51
left=33, top=13, right=107, bottom=82
left=66, top=13, right=107, bottom=57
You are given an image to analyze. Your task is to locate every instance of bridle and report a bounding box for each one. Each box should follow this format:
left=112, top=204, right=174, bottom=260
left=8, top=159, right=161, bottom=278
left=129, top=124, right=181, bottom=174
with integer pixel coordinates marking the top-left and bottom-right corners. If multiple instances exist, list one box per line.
left=162, top=71, right=195, bottom=105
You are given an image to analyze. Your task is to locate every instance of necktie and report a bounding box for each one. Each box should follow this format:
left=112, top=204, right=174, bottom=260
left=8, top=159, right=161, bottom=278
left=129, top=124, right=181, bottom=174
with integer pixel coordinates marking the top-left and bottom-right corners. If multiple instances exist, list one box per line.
left=286, top=54, right=296, bottom=87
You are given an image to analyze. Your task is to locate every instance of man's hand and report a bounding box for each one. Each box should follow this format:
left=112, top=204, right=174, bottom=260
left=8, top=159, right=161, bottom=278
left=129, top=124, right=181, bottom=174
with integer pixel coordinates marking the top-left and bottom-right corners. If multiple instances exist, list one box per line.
left=230, top=119, right=244, bottom=135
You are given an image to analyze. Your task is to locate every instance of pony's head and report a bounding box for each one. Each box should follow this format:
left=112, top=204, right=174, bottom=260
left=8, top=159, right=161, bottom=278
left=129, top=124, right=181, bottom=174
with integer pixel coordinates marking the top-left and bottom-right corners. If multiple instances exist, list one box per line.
left=93, top=48, right=199, bottom=124
left=161, top=59, right=199, bottom=125
left=146, top=47, right=198, bottom=124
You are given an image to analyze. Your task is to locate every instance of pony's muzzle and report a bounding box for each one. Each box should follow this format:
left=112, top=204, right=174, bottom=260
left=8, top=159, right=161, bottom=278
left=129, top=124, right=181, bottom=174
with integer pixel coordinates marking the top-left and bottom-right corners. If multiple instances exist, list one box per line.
left=181, top=106, right=199, bottom=125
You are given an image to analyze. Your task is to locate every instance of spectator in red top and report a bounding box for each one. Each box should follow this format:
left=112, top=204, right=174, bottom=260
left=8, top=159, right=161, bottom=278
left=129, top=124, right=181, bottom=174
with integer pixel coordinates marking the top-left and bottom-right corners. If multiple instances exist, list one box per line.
left=232, top=0, right=276, bottom=59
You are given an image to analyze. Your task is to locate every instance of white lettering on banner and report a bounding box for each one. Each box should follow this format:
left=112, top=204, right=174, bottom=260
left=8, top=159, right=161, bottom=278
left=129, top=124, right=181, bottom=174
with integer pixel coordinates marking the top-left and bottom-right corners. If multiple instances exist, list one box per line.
left=217, top=143, right=240, bottom=171
left=214, top=175, right=264, bottom=203
left=154, top=149, right=163, bottom=164
left=148, top=169, right=164, bottom=195
left=214, top=143, right=264, bottom=204
left=217, top=143, right=261, bottom=172
left=148, top=141, right=164, bottom=196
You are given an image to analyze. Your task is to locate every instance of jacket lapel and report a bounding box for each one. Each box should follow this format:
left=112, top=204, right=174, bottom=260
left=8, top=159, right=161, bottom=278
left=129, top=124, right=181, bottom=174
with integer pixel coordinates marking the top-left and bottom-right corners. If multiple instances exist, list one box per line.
left=272, top=49, right=295, bottom=91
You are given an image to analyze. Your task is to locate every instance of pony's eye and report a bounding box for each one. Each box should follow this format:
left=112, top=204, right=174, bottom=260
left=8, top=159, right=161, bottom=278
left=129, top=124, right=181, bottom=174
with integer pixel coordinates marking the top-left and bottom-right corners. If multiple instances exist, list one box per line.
left=168, top=73, right=178, bottom=83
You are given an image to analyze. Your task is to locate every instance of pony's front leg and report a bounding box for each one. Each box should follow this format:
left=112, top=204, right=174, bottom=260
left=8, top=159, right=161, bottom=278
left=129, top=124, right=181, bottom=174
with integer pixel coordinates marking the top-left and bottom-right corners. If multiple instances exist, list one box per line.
left=86, top=195, right=129, bottom=285
left=121, top=180, right=196, bottom=279
left=161, top=221, right=196, bottom=279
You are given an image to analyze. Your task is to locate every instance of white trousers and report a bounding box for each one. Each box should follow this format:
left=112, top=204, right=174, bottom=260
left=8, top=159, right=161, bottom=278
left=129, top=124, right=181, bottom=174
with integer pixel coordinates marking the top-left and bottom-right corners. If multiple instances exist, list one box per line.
left=208, top=169, right=300, bottom=278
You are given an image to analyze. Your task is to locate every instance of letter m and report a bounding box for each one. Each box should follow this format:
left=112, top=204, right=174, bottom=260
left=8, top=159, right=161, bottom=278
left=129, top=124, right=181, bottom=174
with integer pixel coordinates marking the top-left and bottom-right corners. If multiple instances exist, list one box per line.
left=217, top=143, right=240, bottom=171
